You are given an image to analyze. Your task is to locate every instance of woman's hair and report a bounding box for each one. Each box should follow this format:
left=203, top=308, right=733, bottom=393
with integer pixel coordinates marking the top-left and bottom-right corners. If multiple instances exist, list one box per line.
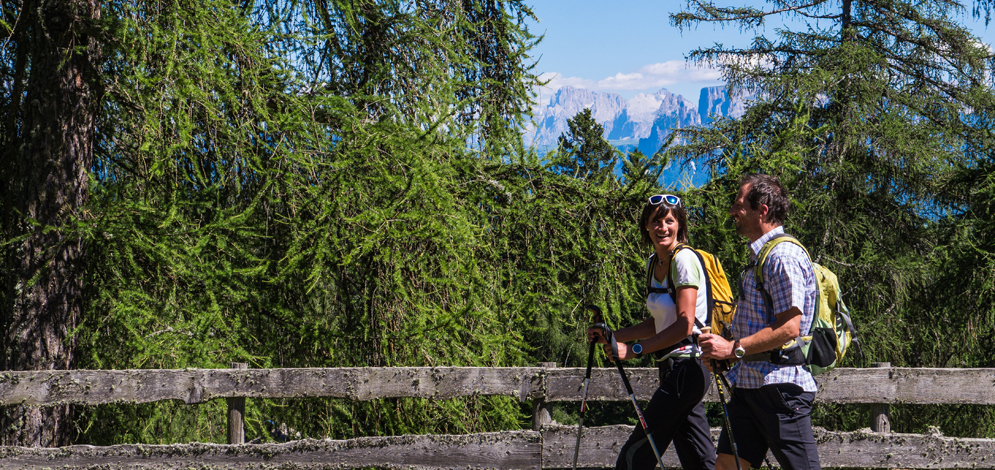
left=638, top=199, right=689, bottom=246
left=739, top=173, right=790, bottom=226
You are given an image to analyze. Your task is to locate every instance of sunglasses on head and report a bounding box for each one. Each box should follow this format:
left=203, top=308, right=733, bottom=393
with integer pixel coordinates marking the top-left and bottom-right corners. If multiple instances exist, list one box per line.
left=648, top=194, right=682, bottom=206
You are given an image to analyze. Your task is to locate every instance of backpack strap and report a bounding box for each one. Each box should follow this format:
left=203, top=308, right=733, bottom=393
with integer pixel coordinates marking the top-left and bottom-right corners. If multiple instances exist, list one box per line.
left=666, top=244, right=708, bottom=332
left=745, top=233, right=814, bottom=365
left=646, top=254, right=669, bottom=297
left=836, top=294, right=864, bottom=360
left=752, top=234, right=809, bottom=316
left=665, top=244, right=686, bottom=305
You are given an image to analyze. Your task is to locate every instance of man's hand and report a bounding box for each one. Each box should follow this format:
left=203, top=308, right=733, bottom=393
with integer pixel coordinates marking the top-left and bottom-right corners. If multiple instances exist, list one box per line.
left=699, top=333, right=735, bottom=361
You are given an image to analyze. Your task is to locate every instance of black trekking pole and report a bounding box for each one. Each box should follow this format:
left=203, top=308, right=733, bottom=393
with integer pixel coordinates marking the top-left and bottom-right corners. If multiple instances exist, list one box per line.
left=584, top=305, right=667, bottom=470
left=702, top=327, right=743, bottom=470
left=571, top=336, right=598, bottom=470
left=714, top=366, right=743, bottom=470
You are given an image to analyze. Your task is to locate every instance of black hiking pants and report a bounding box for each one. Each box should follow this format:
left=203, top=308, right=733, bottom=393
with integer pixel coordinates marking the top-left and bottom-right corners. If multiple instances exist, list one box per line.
left=615, top=356, right=716, bottom=470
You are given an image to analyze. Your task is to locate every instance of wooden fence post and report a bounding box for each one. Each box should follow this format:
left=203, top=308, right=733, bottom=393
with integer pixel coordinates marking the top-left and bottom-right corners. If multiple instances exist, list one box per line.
left=227, top=362, right=248, bottom=444
left=870, top=362, right=891, bottom=433
left=533, top=362, right=557, bottom=431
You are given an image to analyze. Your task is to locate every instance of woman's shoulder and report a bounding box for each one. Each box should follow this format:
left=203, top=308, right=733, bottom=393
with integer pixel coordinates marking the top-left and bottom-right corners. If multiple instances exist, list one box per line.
left=673, top=246, right=704, bottom=270
left=673, top=245, right=698, bottom=261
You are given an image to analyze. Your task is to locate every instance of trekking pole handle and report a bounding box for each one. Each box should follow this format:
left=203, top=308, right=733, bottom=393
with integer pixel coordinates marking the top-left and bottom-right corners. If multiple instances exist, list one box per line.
left=699, top=326, right=715, bottom=368
left=698, top=326, right=723, bottom=369
left=591, top=322, right=612, bottom=341
left=591, top=322, right=619, bottom=361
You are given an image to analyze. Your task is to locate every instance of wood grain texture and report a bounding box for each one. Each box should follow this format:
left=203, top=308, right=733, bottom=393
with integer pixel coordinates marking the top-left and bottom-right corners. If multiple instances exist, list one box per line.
left=814, top=367, right=995, bottom=404
left=548, top=367, right=995, bottom=405
left=1, top=367, right=993, bottom=406
left=541, top=424, right=684, bottom=468
left=0, top=367, right=546, bottom=406
left=1, top=428, right=994, bottom=468
left=0, top=432, right=542, bottom=469
left=542, top=425, right=995, bottom=469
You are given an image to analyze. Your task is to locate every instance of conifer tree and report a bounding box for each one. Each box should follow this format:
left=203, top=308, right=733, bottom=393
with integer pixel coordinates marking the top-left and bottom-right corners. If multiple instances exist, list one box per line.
left=552, top=108, right=619, bottom=181
left=620, top=148, right=659, bottom=186
left=0, top=0, right=99, bottom=446
left=2, top=0, right=545, bottom=445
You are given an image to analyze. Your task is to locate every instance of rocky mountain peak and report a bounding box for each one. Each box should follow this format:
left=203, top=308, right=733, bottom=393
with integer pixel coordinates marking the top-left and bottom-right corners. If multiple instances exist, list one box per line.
left=525, top=85, right=752, bottom=151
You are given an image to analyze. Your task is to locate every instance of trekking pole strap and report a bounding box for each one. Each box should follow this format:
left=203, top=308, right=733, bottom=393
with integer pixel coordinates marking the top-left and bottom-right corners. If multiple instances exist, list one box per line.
left=592, top=322, right=619, bottom=361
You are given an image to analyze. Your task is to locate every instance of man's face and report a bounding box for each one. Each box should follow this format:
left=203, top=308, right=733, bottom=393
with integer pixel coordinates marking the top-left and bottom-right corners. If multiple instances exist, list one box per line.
left=729, top=184, right=763, bottom=239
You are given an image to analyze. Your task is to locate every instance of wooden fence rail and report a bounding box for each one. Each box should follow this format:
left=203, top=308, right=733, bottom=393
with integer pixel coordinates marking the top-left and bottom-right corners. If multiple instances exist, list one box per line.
left=1, top=426, right=992, bottom=469
left=1, top=365, right=994, bottom=469
left=2, top=366, right=993, bottom=406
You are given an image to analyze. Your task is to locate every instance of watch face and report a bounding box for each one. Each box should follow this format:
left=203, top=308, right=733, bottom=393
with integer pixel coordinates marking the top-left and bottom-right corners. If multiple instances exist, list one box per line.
left=632, top=344, right=642, bottom=354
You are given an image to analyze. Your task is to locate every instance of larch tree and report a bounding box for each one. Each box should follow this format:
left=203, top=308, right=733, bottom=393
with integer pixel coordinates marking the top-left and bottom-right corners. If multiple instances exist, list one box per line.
left=0, top=0, right=101, bottom=446
left=148, top=0, right=543, bottom=444
left=3, top=0, right=546, bottom=446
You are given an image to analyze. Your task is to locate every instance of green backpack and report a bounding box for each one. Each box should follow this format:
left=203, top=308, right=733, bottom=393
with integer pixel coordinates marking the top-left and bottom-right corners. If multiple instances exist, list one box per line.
left=751, top=234, right=861, bottom=375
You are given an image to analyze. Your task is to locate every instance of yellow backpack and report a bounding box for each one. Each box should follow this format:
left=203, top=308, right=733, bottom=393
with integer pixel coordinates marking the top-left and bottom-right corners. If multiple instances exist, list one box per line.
left=753, top=234, right=861, bottom=375
left=646, top=244, right=737, bottom=340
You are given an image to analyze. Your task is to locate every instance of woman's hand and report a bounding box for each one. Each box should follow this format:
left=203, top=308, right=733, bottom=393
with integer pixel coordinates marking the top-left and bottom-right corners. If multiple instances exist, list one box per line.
left=602, top=342, right=636, bottom=361
left=587, top=326, right=608, bottom=344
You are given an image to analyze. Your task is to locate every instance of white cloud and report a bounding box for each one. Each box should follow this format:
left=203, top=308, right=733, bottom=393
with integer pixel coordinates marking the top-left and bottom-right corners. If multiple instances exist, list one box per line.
left=537, top=72, right=596, bottom=92
left=597, top=60, right=721, bottom=90
left=598, top=72, right=650, bottom=89
left=972, top=37, right=993, bottom=53
left=537, top=61, right=722, bottom=97
left=531, top=72, right=598, bottom=108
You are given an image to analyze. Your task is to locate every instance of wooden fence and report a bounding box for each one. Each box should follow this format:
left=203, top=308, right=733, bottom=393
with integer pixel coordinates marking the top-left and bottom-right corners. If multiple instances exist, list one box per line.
left=1, top=363, right=994, bottom=469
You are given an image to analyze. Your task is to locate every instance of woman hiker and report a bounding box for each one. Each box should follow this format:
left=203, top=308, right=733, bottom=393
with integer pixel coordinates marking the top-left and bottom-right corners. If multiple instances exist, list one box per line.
left=589, top=194, right=716, bottom=470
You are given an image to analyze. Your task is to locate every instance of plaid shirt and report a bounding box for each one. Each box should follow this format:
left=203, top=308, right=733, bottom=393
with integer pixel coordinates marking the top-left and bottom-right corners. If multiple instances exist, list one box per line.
left=725, top=227, right=819, bottom=392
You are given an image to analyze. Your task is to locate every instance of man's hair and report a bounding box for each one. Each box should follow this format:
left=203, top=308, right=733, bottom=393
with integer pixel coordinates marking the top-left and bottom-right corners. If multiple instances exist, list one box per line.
left=638, top=201, right=689, bottom=247
left=740, top=173, right=790, bottom=226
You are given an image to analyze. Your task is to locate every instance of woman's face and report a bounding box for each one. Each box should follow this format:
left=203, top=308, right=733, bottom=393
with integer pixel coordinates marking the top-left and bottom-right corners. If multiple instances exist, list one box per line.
left=645, top=208, right=681, bottom=252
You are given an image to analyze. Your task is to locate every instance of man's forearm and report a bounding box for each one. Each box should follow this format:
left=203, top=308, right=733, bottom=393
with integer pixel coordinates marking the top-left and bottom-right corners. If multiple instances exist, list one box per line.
left=740, top=307, right=802, bottom=355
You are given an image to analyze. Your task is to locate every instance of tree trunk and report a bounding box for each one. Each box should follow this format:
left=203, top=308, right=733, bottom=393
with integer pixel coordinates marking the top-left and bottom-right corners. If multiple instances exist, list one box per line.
left=1, top=0, right=100, bottom=447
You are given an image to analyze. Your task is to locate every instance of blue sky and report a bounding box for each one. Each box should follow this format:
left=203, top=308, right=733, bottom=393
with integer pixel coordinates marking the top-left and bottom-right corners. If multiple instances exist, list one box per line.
left=526, top=1, right=995, bottom=103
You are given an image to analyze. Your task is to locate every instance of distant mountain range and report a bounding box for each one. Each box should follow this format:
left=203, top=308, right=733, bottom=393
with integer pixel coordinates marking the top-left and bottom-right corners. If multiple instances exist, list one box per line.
left=523, top=85, right=755, bottom=157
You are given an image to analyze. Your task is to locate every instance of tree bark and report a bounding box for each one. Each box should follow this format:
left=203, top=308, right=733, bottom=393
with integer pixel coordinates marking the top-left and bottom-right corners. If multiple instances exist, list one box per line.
left=1, top=0, right=100, bottom=447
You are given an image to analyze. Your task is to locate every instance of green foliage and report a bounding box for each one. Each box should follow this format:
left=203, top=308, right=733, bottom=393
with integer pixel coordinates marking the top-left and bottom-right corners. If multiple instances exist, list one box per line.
left=7, top=0, right=995, bottom=447
left=550, top=108, right=620, bottom=182
left=488, top=166, right=649, bottom=367
left=56, top=0, right=549, bottom=444
left=53, top=0, right=667, bottom=446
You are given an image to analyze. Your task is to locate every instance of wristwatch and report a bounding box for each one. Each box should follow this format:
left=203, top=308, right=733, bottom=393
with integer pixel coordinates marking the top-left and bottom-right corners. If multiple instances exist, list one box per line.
left=631, top=343, right=644, bottom=357
left=733, top=340, right=746, bottom=359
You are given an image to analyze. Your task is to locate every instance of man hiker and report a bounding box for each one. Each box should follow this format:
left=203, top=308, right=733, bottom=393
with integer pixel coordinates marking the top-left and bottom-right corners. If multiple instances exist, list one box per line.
left=699, top=173, right=821, bottom=470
